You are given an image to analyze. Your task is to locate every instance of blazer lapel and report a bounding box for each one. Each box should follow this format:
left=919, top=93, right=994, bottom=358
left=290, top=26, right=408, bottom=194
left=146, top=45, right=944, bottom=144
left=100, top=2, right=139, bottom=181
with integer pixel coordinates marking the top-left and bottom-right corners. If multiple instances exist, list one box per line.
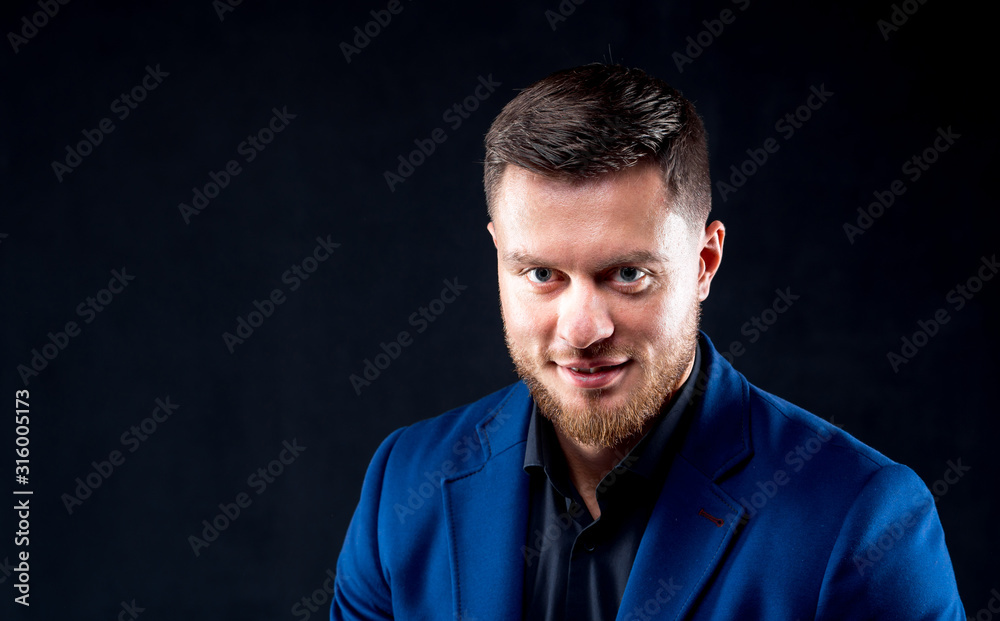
left=441, top=332, right=753, bottom=621
left=617, top=332, right=755, bottom=620
left=616, top=456, right=745, bottom=620
left=442, top=382, right=533, bottom=621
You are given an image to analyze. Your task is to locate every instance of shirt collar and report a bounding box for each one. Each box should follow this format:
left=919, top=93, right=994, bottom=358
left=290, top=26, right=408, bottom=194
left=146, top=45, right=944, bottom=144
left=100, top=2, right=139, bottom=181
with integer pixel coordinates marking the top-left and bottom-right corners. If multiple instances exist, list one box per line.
left=523, top=340, right=703, bottom=484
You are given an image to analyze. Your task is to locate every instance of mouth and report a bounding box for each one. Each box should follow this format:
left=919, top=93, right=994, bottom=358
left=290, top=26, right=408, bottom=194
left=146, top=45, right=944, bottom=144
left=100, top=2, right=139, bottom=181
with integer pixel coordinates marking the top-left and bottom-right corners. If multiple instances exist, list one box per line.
left=556, top=359, right=630, bottom=388
left=568, top=364, right=624, bottom=374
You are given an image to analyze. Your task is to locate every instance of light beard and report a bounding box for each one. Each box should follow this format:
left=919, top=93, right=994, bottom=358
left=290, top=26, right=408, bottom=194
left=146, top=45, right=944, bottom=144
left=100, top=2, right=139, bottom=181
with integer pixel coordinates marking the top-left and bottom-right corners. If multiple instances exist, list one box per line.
left=505, top=300, right=701, bottom=449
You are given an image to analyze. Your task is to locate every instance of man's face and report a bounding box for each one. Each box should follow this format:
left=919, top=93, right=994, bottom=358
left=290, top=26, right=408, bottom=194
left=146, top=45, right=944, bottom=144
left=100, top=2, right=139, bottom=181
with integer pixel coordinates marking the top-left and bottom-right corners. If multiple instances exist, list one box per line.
left=488, top=162, right=720, bottom=449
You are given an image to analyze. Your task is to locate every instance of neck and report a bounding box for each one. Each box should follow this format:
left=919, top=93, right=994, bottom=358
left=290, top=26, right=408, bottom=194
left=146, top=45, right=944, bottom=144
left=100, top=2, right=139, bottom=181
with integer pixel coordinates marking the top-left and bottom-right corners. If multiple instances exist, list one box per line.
left=552, top=350, right=696, bottom=519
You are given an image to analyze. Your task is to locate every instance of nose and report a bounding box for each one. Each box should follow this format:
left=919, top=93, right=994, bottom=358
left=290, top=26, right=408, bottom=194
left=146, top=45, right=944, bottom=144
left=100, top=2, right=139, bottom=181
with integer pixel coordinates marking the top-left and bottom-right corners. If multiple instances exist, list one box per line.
left=555, top=280, right=614, bottom=350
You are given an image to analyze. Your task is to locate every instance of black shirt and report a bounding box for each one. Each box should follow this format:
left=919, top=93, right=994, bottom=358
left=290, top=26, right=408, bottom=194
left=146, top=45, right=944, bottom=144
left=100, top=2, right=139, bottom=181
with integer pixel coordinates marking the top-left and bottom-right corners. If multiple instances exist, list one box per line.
left=520, top=343, right=702, bottom=621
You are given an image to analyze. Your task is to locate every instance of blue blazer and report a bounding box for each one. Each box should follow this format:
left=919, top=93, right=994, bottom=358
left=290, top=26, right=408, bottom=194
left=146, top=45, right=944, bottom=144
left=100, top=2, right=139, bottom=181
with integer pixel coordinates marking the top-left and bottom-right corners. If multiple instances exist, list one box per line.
left=332, top=333, right=964, bottom=620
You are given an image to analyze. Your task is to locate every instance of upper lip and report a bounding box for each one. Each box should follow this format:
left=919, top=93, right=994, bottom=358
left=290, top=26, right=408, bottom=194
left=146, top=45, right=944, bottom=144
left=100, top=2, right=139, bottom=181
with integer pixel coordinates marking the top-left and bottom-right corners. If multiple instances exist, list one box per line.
left=557, top=359, right=629, bottom=370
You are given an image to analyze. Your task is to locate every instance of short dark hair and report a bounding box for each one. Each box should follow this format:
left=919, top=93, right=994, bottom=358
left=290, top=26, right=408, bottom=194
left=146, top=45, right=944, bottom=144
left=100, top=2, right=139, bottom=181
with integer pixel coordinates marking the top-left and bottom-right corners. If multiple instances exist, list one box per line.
left=483, top=63, right=711, bottom=229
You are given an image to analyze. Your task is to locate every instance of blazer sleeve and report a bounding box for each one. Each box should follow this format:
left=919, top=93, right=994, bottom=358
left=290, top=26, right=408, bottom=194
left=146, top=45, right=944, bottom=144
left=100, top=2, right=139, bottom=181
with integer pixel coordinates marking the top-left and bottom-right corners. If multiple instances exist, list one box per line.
left=331, top=426, right=407, bottom=621
left=815, top=463, right=965, bottom=620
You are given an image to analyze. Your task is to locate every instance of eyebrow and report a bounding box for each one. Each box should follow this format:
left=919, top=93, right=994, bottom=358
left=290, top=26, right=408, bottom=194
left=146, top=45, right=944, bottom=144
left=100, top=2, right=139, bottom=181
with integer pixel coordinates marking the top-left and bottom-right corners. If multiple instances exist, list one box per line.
left=501, top=249, right=669, bottom=270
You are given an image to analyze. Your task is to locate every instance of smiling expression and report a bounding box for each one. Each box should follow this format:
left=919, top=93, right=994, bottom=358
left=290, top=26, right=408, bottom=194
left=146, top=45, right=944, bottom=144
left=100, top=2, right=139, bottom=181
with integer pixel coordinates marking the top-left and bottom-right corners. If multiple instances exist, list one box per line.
left=488, top=161, right=717, bottom=448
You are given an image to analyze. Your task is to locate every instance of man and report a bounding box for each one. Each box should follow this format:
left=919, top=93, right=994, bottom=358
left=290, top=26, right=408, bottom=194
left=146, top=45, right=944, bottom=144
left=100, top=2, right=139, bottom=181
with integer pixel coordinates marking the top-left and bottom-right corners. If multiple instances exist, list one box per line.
left=331, top=64, right=964, bottom=620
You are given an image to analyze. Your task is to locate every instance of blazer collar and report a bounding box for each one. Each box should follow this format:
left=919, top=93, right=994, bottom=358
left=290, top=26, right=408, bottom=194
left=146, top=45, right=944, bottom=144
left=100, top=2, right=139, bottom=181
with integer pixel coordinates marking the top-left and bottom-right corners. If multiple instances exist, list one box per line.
left=475, top=331, right=753, bottom=481
left=442, top=330, right=754, bottom=620
left=677, top=331, right=754, bottom=481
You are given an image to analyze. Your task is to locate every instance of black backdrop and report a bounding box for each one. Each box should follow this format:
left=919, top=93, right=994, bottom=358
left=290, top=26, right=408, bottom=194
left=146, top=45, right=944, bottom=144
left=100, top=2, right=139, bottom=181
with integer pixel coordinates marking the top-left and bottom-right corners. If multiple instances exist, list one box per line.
left=2, top=0, right=997, bottom=618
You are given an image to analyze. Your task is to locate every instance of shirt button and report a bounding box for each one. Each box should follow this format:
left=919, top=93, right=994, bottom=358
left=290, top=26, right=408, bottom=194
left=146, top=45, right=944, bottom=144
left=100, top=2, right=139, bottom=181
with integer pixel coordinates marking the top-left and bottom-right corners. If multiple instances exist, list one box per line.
left=583, top=540, right=595, bottom=553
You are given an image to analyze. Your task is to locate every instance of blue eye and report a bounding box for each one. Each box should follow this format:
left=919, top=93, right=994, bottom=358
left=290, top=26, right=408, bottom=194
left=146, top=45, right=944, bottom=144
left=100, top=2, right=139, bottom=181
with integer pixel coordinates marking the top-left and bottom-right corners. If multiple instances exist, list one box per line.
left=615, top=267, right=644, bottom=283
left=527, top=268, right=554, bottom=283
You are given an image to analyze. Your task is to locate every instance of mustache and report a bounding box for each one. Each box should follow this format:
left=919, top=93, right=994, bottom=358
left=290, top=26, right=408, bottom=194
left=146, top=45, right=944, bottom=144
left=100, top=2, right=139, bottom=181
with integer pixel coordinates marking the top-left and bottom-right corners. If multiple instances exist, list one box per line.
left=544, top=341, right=641, bottom=363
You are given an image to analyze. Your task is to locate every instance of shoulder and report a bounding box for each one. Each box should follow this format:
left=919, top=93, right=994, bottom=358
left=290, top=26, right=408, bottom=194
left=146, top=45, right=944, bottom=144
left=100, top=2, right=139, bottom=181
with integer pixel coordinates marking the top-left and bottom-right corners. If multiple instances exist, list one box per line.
left=376, top=381, right=527, bottom=475
left=731, top=377, right=942, bottom=544
left=747, top=380, right=895, bottom=475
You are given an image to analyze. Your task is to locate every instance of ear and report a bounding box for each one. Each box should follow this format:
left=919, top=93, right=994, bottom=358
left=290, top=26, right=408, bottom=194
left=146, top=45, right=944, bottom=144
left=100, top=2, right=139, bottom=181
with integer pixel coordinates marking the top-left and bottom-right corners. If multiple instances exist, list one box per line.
left=487, top=221, right=498, bottom=249
left=697, top=220, right=725, bottom=301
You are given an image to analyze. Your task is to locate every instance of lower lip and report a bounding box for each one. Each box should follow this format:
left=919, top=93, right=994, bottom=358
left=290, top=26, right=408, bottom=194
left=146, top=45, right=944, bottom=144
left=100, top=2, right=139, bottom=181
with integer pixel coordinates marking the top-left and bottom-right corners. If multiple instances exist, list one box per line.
left=556, top=362, right=629, bottom=389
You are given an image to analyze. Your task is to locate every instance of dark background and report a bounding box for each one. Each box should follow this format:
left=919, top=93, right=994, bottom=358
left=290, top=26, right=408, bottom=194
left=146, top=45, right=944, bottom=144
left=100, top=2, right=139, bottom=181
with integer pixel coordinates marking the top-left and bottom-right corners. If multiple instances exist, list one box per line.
left=1, top=0, right=996, bottom=617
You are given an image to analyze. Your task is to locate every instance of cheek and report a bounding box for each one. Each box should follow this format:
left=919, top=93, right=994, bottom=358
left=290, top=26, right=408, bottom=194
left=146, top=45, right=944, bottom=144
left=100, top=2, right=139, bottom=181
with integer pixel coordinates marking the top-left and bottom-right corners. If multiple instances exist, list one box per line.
left=618, top=300, right=669, bottom=341
left=620, top=287, right=694, bottom=342
left=499, top=277, right=554, bottom=343
left=498, top=276, right=535, bottom=330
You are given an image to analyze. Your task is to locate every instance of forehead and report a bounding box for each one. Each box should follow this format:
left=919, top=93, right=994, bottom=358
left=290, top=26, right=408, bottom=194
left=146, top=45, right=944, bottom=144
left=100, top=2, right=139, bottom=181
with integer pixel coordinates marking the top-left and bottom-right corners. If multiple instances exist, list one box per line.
left=492, top=163, right=691, bottom=263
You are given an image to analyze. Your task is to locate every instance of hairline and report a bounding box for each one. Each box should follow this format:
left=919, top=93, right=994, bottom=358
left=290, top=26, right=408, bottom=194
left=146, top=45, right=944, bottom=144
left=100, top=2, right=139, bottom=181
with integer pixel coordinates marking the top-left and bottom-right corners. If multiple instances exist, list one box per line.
left=487, top=160, right=707, bottom=234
